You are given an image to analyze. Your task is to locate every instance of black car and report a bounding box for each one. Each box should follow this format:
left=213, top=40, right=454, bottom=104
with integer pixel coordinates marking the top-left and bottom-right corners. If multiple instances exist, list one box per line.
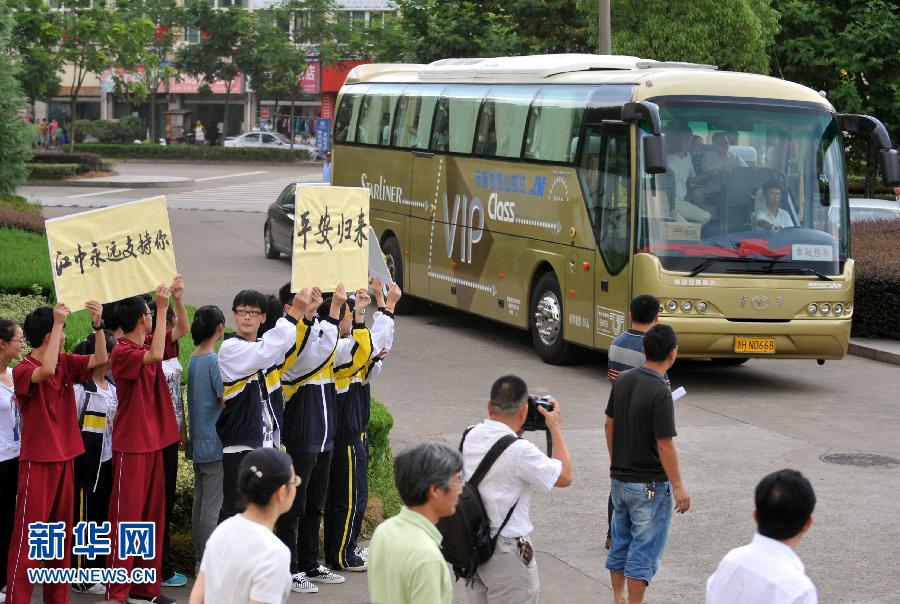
left=264, top=182, right=299, bottom=259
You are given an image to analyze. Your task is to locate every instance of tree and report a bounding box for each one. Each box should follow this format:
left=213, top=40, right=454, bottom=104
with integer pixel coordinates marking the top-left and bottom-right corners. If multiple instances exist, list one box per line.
left=8, top=0, right=63, bottom=104
left=180, top=1, right=253, bottom=141
left=115, top=0, right=184, bottom=143
left=576, top=0, right=779, bottom=74
left=57, top=0, right=127, bottom=151
left=0, top=0, right=32, bottom=195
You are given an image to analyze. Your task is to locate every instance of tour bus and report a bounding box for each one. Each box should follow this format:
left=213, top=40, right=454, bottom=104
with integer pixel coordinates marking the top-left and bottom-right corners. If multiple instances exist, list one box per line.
left=330, top=55, right=900, bottom=364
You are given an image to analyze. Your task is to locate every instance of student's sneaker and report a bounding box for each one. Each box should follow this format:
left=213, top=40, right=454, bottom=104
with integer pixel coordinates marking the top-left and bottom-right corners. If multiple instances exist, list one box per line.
left=73, top=582, right=107, bottom=594
left=0, top=586, right=6, bottom=603
left=291, top=572, right=319, bottom=594
left=126, top=595, right=177, bottom=604
left=354, top=546, right=368, bottom=559
left=303, top=565, right=346, bottom=584
left=328, top=557, right=367, bottom=572
left=162, top=572, right=188, bottom=587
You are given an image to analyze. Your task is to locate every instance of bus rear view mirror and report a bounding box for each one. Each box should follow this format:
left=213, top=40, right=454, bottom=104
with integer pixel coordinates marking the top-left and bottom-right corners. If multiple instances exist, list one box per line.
left=643, top=135, right=668, bottom=174
left=879, top=148, right=900, bottom=187
left=839, top=113, right=900, bottom=186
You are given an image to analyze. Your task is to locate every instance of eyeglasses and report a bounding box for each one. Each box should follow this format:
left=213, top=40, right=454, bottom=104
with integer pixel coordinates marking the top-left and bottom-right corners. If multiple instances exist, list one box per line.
left=445, top=476, right=465, bottom=491
left=7, top=338, right=24, bottom=344
left=234, top=309, right=262, bottom=318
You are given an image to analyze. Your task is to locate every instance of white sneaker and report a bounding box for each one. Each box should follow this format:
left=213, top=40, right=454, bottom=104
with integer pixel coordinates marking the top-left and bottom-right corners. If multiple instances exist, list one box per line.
left=355, top=546, right=368, bottom=559
left=291, top=572, right=319, bottom=594
left=73, top=582, right=107, bottom=594
left=303, top=565, right=346, bottom=584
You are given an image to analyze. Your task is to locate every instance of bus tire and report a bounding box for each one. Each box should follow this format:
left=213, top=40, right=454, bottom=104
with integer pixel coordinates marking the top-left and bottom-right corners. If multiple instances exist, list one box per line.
left=264, top=223, right=280, bottom=259
left=530, top=272, right=579, bottom=365
left=382, top=235, right=416, bottom=314
left=711, top=357, right=749, bottom=366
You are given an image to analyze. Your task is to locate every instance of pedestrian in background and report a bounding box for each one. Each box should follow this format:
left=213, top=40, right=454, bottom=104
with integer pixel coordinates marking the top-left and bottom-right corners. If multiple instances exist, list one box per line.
left=195, top=121, right=205, bottom=146
left=322, top=151, right=332, bottom=182
left=605, top=323, right=689, bottom=604
left=706, top=469, right=818, bottom=604
left=368, top=443, right=463, bottom=604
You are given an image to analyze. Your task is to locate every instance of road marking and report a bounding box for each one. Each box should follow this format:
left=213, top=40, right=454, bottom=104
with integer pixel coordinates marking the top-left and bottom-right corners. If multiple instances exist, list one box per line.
left=167, top=176, right=321, bottom=204
left=67, top=188, right=133, bottom=198
left=194, top=170, right=268, bottom=182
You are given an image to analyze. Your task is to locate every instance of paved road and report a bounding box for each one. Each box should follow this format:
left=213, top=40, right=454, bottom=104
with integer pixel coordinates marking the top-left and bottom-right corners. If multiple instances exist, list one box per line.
left=26, top=164, right=900, bottom=603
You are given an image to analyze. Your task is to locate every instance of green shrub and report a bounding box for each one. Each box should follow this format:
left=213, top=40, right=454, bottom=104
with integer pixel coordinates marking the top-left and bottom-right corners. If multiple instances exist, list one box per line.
left=851, top=219, right=900, bottom=339
left=30, top=151, right=106, bottom=174
left=0, top=194, right=44, bottom=233
left=0, top=227, right=54, bottom=297
left=74, top=143, right=312, bottom=162
left=27, top=163, right=78, bottom=180
left=74, top=116, right=143, bottom=144
left=367, top=399, right=401, bottom=521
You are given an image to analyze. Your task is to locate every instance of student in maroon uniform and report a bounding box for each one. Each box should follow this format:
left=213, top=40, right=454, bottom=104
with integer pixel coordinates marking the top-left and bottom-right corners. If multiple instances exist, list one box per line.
left=106, top=280, right=186, bottom=604
left=6, top=300, right=107, bottom=604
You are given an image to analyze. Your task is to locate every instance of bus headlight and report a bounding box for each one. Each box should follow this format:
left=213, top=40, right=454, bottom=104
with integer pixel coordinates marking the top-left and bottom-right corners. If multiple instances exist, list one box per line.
left=807, top=303, right=818, bottom=315
left=682, top=300, right=693, bottom=312
left=820, top=303, right=830, bottom=315
left=833, top=303, right=843, bottom=315
left=697, top=300, right=708, bottom=313
left=666, top=300, right=678, bottom=312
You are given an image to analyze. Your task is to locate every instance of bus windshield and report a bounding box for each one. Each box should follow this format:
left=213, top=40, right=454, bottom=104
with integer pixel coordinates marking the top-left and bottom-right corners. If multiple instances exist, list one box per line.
left=637, top=101, right=848, bottom=277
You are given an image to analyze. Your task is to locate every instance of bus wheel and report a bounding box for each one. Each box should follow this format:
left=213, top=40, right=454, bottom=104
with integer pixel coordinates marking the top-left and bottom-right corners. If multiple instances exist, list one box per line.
left=382, top=236, right=415, bottom=313
left=264, top=223, right=280, bottom=259
left=711, top=357, right=749, bottom=366
left=530, top=272, right=579, bottom=365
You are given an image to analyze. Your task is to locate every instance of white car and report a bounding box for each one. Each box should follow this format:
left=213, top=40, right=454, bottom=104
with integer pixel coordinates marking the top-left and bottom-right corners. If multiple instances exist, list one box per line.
left=849, top=198, right=900, bottom=222
left=224, top=132, right=322, bottom=159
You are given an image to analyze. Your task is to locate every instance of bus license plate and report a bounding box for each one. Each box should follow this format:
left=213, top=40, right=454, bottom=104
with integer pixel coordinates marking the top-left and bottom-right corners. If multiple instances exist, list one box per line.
left=734, top=337, right=776, bottom=354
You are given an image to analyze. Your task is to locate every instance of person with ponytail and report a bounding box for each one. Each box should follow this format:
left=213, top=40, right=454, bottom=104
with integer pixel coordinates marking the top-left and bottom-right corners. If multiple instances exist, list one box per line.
left=189, top=447, right=298, bottom=604
left=0, top=319, right=24, bottom=603
left=185, top=305, right=226, bottom=572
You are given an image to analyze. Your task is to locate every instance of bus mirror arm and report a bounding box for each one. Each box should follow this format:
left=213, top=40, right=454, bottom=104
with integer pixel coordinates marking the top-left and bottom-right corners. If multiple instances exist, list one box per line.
left=622, top=101, right=668, bottom=174
left=839, top=113, right=900, bottom=186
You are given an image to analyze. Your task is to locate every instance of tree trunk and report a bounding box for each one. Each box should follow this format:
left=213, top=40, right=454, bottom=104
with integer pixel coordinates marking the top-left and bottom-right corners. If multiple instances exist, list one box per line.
left=289, top=91, right=296, bottom=151
left=223, top=86, right=231, bottom=142
left=273, top=98, right=280, bottom=134
left=149, top=88, right=158, bottom=143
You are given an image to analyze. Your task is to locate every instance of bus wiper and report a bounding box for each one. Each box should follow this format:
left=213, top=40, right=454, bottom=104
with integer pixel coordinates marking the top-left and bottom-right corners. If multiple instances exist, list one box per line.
left=730, top=266, right=833, bottom=281
left=688, top=257, right=758, bottom=277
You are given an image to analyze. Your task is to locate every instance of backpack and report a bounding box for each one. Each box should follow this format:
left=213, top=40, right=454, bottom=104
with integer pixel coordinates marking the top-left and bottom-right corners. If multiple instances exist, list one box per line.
left=436, top=426, right=519, bottom=583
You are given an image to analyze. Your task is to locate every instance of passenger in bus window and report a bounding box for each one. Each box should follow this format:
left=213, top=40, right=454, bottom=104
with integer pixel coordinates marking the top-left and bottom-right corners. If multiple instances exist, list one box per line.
left=381, top=114, right=391, bottom=145
left=667, top=127, right=713, bottom=226
left=433, top=126, right=449, bottom=151
left=700, top=131, right=747, bottom=173
left=753, top=181, right=794, bottom=232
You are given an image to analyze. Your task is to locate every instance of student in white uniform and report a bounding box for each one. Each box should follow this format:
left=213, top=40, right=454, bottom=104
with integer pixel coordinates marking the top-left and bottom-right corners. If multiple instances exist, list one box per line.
left=190, top=447, right=299, bottom=604
left=0, top=319, right=24, bottom=603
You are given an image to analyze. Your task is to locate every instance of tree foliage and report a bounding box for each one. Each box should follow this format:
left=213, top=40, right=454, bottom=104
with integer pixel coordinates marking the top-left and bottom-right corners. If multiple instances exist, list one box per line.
left=8, top=0, right=62, bottom=103
left=0, top=0, right=32, bottom=195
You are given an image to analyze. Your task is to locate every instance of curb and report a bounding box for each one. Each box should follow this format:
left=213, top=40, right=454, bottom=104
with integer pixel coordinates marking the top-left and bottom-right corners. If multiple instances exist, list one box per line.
left=848, top=341, right=900, bottom=366
left=26, top=177, right=194, bottom=188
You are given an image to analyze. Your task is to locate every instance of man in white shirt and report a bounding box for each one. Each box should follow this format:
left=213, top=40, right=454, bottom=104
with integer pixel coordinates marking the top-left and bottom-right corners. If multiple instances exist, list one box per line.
left=462, top=375, right=574, bottom=604
left=753, top=181, right=794, bottom=232
left=706, top=469, right=818, bottom=604
left=667, top=126, right=713, bottom=225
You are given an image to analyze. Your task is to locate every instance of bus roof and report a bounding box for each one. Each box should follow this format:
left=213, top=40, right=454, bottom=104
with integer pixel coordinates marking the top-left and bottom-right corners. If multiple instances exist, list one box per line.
left=343, top=54, right=832, bottom=109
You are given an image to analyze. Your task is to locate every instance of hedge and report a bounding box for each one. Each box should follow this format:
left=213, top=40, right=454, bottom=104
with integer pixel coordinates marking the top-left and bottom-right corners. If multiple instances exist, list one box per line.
left=0, top=194, right=44, bottom=233
left=851, top=219, right=900, bottom=339
left=74, top=143, right=313, bottom=162
left=74, top=116, right=143, bottom=144
left=30, top=150, right=107, bottom=174
left=27, top=163, right=78, bottom=180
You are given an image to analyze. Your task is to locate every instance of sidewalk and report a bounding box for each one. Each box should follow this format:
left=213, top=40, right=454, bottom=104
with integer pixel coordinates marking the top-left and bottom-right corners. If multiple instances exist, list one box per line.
left=848, top=337, right=900, bottom=366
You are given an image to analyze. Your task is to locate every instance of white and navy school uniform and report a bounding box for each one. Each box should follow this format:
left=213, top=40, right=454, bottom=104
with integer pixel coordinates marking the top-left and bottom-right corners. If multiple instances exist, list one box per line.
left=0, top=367, right=20, bottom=592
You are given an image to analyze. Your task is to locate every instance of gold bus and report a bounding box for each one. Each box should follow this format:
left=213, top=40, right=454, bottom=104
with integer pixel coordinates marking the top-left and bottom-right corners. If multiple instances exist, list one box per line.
left=331, top=55, right=900, bottom=364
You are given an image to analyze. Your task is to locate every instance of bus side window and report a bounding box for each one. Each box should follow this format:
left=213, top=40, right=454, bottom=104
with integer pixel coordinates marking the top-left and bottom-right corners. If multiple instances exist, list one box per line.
left=447, top=85, right=485, bottom=154
left=474, top=86, right=534, bottom=158
left=430, top=97, right=450, bottom=152
left=524, top=86, right=591, bottom=163
left=599, top=130, right=631, bottom=273
left=333, top=93, right=356, bottom=143
left=354, top=85, right=404, bottom=147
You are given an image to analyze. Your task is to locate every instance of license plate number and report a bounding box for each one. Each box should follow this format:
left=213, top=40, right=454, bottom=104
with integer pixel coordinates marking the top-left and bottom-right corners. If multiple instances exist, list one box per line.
left=734, top=337, right=776, bottom=354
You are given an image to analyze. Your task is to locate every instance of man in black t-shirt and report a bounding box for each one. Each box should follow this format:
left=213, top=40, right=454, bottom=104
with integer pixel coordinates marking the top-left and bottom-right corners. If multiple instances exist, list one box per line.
left=604, top=324, right=690, bottom=604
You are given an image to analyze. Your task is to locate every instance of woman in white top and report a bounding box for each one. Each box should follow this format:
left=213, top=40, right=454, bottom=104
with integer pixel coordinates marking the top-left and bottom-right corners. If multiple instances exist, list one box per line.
left=0, top=319, right=25, bottom=600
left=190, top=447, right=298, bottom=604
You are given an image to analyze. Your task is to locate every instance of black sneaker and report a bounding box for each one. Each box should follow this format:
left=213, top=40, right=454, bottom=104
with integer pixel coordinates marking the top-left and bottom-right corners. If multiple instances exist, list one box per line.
left=303, top=565, right=345, bottom=584
left=126, top=595, right=177, bottom=604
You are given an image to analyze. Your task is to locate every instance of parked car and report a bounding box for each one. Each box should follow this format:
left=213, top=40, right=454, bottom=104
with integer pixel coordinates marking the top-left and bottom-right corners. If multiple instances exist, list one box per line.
left=848, top=198, right=900, bottom=222
left=224, top=132, right=322, bottom=159
left=264, top=183, right=298, bottom=259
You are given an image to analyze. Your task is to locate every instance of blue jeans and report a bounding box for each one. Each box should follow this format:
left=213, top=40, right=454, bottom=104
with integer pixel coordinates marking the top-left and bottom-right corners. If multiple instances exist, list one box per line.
left=605, top=479, right=673, bottom=584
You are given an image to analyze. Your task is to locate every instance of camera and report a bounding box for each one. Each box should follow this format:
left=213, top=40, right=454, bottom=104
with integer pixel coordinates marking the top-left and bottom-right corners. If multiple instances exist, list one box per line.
left=522, top=395, right=555, bottom=432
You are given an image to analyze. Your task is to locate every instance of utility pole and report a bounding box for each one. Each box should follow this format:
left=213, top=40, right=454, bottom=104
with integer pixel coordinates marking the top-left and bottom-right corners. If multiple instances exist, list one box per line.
left=599, top=0, right=611, bottom=55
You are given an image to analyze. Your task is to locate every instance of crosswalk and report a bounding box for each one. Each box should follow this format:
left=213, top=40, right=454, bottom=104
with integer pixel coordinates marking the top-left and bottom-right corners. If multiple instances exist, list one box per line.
left=167, top=175, right=321, bottom=205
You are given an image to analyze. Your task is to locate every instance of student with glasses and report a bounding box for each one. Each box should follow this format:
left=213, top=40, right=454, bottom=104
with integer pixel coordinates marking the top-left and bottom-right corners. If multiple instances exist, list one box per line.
left=0, top=319, right=25, bottom=603
left=190, top=447, right=299, bottom=604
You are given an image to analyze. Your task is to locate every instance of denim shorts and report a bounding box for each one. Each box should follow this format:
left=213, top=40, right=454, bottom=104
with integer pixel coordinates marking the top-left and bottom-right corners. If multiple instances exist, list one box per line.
left=605, top=479, right=673, bottom=584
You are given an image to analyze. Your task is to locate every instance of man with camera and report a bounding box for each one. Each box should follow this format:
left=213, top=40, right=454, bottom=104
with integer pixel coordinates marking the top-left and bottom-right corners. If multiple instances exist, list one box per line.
left=461, top=375, right=573, bottom=604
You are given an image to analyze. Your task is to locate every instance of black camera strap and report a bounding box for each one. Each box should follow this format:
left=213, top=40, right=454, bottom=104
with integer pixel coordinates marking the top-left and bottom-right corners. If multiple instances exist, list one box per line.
left=460, top=427, right=520, bottom=540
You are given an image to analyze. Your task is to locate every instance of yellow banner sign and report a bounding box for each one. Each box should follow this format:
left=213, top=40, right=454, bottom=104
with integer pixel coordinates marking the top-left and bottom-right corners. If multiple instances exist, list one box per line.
left=291, top=185, right=370, bottom=292
left=46, top=196, right=177, bottom=309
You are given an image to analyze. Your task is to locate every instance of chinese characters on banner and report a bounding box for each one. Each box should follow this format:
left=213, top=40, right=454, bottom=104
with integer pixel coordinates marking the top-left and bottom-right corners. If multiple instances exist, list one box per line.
left=45, top=196, right=178, bottom=309
left=291, top=185, right=370, bottom=292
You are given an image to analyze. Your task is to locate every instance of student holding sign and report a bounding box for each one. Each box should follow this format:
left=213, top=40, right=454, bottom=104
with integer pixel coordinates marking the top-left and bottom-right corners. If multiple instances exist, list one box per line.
left=7, top=301, right=107, bottom=604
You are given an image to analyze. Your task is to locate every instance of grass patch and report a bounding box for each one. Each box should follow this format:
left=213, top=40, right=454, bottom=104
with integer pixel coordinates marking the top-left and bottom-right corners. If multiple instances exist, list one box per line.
left=0, top=194, right=42, bottom=214
left=0, top=227, right=54, bottom=297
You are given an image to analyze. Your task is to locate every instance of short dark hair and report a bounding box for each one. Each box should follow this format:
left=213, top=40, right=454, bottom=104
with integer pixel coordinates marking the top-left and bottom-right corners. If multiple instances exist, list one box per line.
left=278, top=282, right=293, bottom=307
left=73, top=329, right=117, bottom=357
left=116, top=296, right=150, bottom=333
left=101, top=302, right=121, bottom=332
left=257, top=295, right=283, bottom=338
left=755, top=469, right=815, bottom=540
left=232, top=290, right=268, bottom=314
left=238, top=447, right=294, bottom=507
left=318, top=295, right=351, bottom=321
left=643, top=323, right=677, bottom=362
left=147, top=300, right=175, bottom=332
left=0, top=319, right=19, bottom=343
left=490, top=375, right=528, bottom=415
left=630, top=294, right=660, bottom=325
left=23, top=307, right=54, bottom=348
left=191, top=305, right=225, bottom=345
left=394, top=443, right=463, bottom=507
left=763, top=180, right=782, bottom=194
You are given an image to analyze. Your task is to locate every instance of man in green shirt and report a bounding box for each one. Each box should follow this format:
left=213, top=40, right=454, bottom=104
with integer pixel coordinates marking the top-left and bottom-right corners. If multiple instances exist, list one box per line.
left=368, top=443, right=463, bottom=604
